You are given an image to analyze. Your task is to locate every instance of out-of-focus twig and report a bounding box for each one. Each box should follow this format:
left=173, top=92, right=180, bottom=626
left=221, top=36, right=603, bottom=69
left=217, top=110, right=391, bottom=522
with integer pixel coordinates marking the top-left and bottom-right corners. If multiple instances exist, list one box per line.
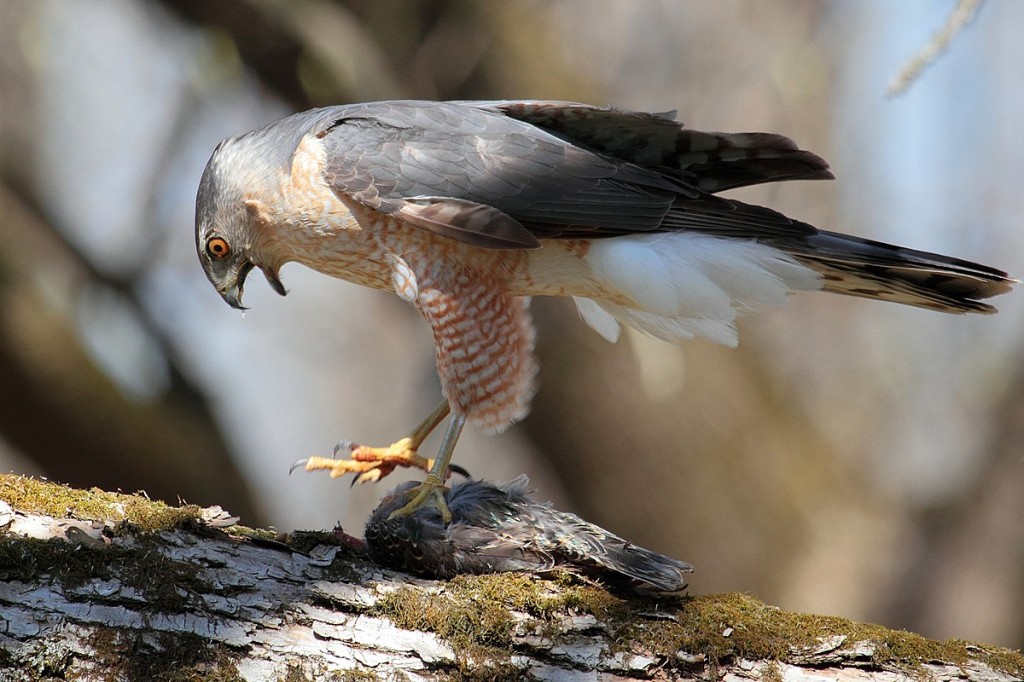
left=887, top=0, right=984, bottom=97
left=0, top=181, right=263, bottom=523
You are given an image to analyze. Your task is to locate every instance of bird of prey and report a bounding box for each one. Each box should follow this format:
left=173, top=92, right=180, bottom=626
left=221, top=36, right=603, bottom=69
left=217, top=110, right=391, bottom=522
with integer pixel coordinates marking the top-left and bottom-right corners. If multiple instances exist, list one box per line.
left=365, top=476, right=693, bottom=592
left=195, top=100, right=1013, bottom=522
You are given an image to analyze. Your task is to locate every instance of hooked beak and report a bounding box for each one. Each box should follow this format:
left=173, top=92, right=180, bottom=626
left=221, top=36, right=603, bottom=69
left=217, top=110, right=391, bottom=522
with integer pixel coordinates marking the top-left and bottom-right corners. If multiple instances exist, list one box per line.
left=215, top=261, right=287, bottom=310
left=218, top=260, right=253, bottom=310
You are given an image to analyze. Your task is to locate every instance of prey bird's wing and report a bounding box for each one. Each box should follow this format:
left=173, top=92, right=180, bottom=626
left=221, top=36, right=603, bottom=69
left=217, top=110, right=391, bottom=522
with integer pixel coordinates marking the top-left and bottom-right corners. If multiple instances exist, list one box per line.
left=311, top=100, right=821, bottom=247
left=441, top=475, right=558, bottom=574
left=448, top=477, right=693, bottom=591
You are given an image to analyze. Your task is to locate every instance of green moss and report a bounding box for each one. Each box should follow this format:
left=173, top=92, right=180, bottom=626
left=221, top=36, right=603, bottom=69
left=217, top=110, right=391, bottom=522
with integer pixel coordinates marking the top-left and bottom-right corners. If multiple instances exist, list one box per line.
left=375, top=573, right=577, bottom=650
left=761, top=660, right=783, bottom=682
left=14, top=636, right=76, bottom=679
left=277, top=663, right=381, bottom=682
left=437, top=659, right=531, bottom=682
left=335, top=670, right=383, bottom=682
left=622, top=593, right=1024, bottom=678
left=536, top=573, right=631, bottom=621
left=281, top=663, right=387, bottom=681
left=228, top=524, right=281, bottom=543
left=375, top=571, right=655, bottom=651
left=0, top=536, right=209, bottom=612
left=0, top=474, right=204, bottom=532
left=278, top=664, right=310, bottom=682
left=374, top=574, right=555, bottom=680
left=379, top=581, right=507, bottom=648
left=970, top=642, right=1024, bottom=680
left=374, top=573, right=635, bottom=681
left=88, top=630, right=242, bottom=682
left=375, top=575, right=1024, bottom=680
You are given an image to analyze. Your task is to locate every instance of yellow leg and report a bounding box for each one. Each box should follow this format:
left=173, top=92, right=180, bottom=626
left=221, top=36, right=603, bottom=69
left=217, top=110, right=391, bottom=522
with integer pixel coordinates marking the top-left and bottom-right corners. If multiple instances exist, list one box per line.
left=295, top=401, right=451, bottom=484
left=386, top=413, right=466, bottom=524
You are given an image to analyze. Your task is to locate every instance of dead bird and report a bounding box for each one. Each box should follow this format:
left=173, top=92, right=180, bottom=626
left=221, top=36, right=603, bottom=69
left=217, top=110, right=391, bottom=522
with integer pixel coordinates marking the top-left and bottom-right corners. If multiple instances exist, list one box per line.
left=365, top=476, right=693, bottom=592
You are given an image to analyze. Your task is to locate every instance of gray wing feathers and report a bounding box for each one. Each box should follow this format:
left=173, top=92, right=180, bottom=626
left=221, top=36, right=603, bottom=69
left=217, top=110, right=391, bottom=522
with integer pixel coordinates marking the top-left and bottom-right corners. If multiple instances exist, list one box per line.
left=316, top=101, right=685, bottom=235
left=469, top=100, right=834, bottom=192
left=266, top=100, right=1010, bottom=312
left=314, top=100, right=824, bottom=242
left=397, top=198, right=541, bottom=249
left=659, top=196, right=818, bottom=239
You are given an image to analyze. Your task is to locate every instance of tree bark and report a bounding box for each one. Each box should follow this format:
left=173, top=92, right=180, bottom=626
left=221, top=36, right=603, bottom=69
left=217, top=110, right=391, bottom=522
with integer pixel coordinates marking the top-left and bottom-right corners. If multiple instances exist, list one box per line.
left=1, top=475, right=1021, bottom=682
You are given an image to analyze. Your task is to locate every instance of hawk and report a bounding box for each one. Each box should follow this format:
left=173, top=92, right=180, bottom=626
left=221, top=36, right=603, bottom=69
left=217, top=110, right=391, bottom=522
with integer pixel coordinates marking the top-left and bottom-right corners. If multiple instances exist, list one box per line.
left=195, top=100, right=1013, bottom=522
left=365, top=475, right=693, bottom=592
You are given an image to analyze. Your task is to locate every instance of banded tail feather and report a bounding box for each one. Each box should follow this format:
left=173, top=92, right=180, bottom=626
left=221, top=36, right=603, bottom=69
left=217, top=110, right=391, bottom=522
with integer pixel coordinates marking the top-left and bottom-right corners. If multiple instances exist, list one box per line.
left=777, top=231, right=1014, bottom=314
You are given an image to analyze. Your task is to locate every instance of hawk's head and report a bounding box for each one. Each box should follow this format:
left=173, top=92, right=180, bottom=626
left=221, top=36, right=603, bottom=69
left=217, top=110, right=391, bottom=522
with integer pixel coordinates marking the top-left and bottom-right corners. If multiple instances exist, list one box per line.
left=195, top=135, right=288, bottom=309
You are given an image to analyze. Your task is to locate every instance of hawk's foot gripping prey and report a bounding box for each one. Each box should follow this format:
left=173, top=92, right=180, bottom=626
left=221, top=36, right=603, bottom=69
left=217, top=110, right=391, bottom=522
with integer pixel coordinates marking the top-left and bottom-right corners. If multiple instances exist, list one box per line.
left=365, top=476, right=694, bottom=592
left=196, top=100, right=1014, bottom=522
left=295, top=401, right=452, bottom=485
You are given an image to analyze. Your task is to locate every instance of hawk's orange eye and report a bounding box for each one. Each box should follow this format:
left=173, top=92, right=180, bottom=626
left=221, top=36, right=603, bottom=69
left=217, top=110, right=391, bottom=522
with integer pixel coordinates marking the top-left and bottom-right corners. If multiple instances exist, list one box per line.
left=207, top=237, right=231, bottom=259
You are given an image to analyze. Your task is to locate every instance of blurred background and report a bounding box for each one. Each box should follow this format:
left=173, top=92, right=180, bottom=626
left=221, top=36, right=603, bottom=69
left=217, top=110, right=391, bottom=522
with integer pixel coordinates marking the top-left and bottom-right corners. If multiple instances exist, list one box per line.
left=1, top=0, right=1022, bottom=650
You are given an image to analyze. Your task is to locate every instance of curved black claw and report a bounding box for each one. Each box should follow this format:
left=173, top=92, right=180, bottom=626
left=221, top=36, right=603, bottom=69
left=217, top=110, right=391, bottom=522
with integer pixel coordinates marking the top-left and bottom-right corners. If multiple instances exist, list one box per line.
left=288, top=458, right=309, bottom=476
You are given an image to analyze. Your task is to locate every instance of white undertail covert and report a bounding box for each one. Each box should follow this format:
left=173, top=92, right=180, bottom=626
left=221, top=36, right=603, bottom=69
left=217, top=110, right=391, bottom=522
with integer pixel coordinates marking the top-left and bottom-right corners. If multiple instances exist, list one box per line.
left=574, top=233, right=822, bottom=347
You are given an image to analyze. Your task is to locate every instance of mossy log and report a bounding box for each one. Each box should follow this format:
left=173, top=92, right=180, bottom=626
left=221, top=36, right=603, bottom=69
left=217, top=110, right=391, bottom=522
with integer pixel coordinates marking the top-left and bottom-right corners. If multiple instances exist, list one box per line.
left=0, top=475, right=1021, bottom=682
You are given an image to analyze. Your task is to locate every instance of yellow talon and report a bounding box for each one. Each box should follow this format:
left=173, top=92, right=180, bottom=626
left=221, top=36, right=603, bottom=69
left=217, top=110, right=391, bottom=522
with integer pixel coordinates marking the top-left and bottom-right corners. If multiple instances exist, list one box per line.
left=299, top=440, right=433, bottom=482
left=296, top=402, right=454, bottom=484
left=294, top=404, right=464, bottom=527
left=386, top=472, right=452, bottom=524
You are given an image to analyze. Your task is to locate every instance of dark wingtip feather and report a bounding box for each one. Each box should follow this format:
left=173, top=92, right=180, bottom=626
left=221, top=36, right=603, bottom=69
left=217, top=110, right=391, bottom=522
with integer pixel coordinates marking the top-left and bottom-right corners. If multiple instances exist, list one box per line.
left=591, top=542, right=694, bottom=592
left=479, top=101, right=832, bottom=194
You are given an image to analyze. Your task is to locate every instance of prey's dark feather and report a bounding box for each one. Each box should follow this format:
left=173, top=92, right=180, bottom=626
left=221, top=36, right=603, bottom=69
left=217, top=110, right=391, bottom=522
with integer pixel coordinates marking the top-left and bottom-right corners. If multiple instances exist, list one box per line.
left=365, top=476, right=693, bottom=592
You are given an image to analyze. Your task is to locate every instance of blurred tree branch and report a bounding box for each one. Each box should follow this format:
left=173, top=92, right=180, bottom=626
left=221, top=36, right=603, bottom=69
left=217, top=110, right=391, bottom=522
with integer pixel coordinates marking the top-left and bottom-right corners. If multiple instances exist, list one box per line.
left=158, top=0, right=591, bottom=106
left=888, top=359, right=1024, bottom=644
left=159, top=0, right=406, bottom=107
left=0, top=0, right=261, bottom=520
left=0, top=182, right=262, bottom=522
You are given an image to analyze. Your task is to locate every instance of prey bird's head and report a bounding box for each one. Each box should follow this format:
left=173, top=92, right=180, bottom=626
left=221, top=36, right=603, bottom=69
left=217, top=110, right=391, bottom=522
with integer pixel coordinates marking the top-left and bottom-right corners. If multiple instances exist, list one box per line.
left=195, top=134, right=289, bottom=309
